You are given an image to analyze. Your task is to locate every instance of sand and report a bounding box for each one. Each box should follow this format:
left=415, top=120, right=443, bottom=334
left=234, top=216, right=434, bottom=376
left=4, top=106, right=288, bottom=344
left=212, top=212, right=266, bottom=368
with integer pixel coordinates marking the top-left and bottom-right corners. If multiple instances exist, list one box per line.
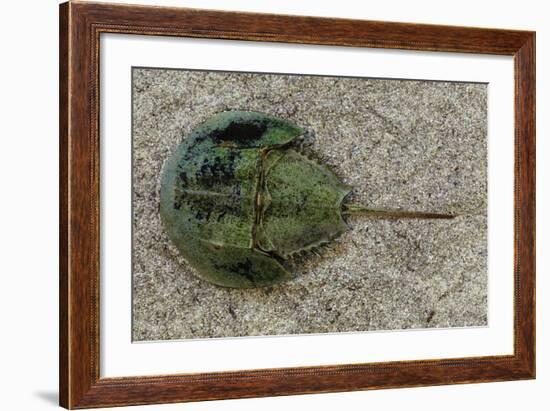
left=132, top=68, right=487, bottom=341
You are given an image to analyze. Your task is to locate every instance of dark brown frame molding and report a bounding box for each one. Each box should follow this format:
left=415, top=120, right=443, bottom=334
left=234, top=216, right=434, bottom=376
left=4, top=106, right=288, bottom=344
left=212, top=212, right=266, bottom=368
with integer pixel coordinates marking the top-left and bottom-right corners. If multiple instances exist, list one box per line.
left=59, top=1, right=535, bottom=408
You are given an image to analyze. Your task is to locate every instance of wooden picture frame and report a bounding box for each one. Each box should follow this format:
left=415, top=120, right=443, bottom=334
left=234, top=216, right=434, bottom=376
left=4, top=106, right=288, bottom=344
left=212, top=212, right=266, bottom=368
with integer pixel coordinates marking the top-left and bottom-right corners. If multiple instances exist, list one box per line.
left=59, top=1, right=535, bottom=408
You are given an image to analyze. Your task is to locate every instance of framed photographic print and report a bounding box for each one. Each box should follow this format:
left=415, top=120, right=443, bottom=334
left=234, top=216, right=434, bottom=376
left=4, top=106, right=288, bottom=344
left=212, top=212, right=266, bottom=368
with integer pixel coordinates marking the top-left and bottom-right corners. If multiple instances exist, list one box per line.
left=59, top=1, right=535, bottom=408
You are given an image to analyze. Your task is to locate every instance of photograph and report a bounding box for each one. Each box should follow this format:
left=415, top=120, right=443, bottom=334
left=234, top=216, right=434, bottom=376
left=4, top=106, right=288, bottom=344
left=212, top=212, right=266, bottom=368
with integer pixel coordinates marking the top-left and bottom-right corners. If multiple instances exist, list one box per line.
left=132, top=68, right=488, bottom=341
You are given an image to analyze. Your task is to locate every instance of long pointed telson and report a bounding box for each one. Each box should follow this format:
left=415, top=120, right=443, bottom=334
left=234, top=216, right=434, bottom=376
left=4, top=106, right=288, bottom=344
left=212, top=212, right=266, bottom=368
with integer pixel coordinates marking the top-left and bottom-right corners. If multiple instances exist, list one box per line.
left=342, top=204, right=455, bottom=219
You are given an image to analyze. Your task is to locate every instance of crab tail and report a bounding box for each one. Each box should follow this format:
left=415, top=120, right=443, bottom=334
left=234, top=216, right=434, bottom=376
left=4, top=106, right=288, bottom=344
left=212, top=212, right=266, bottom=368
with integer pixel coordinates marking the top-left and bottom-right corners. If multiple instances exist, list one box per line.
left=342, top=204, right=455, bottom=219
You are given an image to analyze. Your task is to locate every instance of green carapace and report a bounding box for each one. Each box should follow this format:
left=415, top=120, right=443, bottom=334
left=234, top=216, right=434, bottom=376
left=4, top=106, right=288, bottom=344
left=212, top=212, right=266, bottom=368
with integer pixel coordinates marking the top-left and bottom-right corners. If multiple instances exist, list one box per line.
left=160, top=111, right=453, bottom=288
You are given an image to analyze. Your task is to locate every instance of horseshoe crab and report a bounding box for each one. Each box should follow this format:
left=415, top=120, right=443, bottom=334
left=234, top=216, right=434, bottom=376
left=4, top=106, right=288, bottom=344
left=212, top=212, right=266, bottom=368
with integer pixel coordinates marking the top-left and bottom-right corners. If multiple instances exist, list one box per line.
left=160, top=111, right=453, bottom=288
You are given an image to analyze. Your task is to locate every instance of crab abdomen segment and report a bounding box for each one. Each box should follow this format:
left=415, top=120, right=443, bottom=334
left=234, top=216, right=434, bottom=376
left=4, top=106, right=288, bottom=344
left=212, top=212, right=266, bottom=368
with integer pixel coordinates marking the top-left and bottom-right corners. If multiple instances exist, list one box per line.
left=257, top=149, right=351, bottom=258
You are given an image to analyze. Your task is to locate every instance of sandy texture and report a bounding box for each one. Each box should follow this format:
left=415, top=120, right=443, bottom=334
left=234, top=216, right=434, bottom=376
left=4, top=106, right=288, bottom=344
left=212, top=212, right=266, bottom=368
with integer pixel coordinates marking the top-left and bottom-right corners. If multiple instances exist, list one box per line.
left=132, top=68, right=487, bottom=341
